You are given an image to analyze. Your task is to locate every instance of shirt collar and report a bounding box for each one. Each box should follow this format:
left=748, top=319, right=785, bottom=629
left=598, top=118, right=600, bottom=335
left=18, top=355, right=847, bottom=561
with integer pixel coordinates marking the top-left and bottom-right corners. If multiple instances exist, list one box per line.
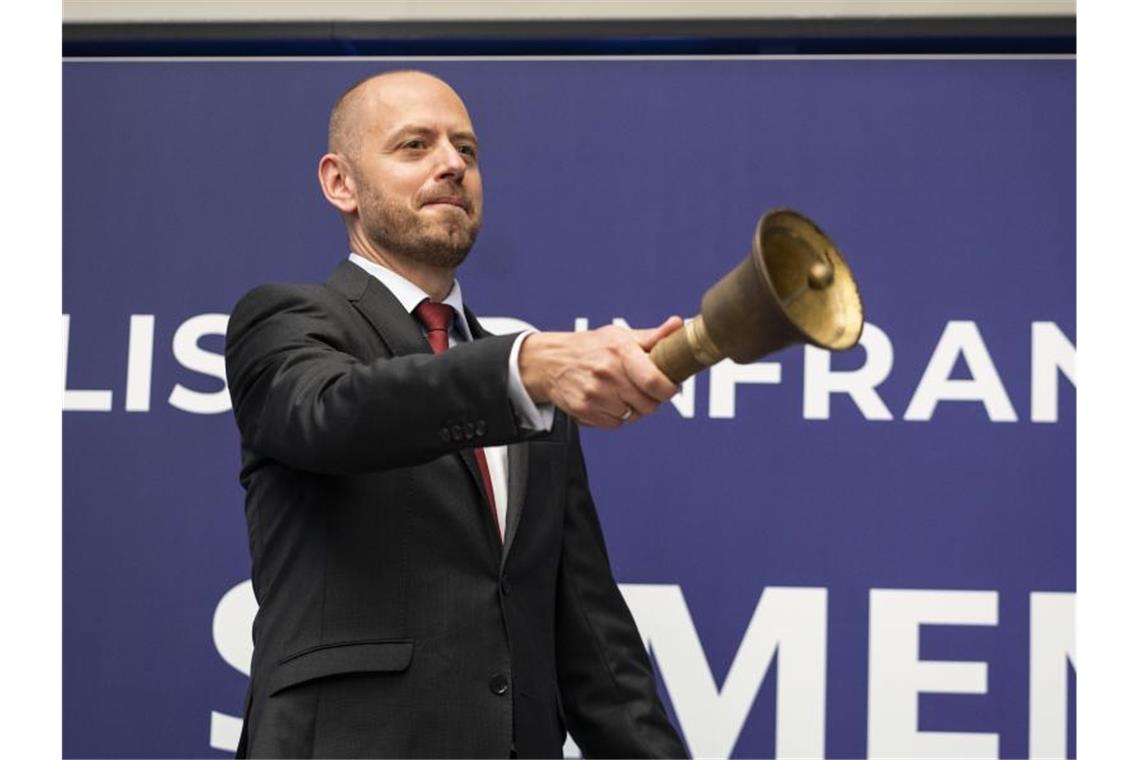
left=347, top=252, right=473, bottom=342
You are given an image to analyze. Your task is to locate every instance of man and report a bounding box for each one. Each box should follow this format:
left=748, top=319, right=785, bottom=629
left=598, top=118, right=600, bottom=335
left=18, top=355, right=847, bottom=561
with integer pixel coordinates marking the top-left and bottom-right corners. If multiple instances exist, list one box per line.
left=225, top=69, right=687, bottom=758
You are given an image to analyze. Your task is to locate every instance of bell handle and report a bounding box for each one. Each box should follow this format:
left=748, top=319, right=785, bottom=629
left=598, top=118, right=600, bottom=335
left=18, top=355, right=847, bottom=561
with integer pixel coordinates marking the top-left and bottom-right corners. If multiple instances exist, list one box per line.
left=648, top=316, right=725, bottom=385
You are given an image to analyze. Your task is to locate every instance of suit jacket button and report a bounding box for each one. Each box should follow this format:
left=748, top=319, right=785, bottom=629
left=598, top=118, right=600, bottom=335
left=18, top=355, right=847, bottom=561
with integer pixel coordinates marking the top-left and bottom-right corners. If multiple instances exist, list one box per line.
left=489, top=674, right=510, bottom=696
left=475, top=420, right=486, bottom=436
left=439, top=427, right=451, bottom=442
left=500, top=577, right=512, bottom=596
left=464, top=422, right=475, bottom=439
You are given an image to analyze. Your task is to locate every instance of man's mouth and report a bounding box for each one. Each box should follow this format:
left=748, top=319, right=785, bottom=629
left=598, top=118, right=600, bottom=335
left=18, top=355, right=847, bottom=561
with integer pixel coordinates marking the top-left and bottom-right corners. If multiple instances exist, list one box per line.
left=422, top=196, right=469, bottom=212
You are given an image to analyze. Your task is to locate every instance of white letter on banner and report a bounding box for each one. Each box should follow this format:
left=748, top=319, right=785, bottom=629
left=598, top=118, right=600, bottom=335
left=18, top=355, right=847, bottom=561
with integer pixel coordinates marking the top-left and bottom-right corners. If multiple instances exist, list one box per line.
left=670, top=375, right=697, bottom=419
left=1029, top=592, right=1075, bottom=759
left=803, top=321, right=893, bottom=420
left=611, top=317, right=695, bottom=418
left=169, top=314, right=230, bottom=414
left=125, top=314, right=155, bottom=412
left=904, top=321, right=1017, bottom=422
left=210, top=579, right=257, bottom=752
left=62, top=314, right=113, bottom=412
left=708, top=359, right=781, bottom=419
left=479, top=317, right=539, bottom=336
left=867, top=589, right=999, bottom=759
left=1030, top=323, right=1076, bottom=423
left=621, top=584, right=827, bottom=759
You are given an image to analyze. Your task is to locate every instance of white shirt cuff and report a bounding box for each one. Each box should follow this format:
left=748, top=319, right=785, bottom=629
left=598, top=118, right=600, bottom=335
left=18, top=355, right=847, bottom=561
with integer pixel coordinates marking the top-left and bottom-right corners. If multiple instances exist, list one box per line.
left=508, top=330, right=555, bottom=432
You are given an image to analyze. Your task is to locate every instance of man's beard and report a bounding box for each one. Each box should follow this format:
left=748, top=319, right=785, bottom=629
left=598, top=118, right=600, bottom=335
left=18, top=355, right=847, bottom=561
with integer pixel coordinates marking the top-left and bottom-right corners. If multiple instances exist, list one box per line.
left=357, top=181, right=481, bottom=269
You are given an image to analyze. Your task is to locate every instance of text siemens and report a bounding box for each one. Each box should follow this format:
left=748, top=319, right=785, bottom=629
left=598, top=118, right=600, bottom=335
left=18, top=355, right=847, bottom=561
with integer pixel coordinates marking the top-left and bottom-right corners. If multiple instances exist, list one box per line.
left=210, top=583, right=1075, bottom=759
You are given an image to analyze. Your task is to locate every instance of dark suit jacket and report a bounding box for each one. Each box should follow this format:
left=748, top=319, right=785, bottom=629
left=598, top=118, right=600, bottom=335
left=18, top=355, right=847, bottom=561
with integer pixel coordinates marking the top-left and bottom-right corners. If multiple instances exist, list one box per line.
left=224, top=260, right=685, bottom=758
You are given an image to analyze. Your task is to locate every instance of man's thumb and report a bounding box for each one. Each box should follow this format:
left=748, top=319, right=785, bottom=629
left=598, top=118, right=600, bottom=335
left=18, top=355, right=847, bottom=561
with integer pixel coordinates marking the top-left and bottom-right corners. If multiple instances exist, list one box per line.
left=632, top=315, right=684, bottom=351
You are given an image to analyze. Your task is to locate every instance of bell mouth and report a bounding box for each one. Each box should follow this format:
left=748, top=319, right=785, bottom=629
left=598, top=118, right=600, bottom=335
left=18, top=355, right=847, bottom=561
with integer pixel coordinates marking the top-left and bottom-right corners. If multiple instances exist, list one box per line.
left=753, top=209, right=864, bottom=351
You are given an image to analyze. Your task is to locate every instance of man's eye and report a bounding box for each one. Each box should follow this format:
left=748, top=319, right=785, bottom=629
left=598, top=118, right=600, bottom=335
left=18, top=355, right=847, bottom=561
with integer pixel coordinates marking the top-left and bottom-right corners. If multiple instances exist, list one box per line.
left=458, top=145, right=478, bottom=159
left=402, top=140, right=426, bottom=150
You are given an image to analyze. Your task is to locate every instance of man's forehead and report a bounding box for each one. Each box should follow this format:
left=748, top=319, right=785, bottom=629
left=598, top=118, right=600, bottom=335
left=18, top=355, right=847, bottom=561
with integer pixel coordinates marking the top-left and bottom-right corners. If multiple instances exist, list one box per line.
left=359, top=73, right=474, bottom=133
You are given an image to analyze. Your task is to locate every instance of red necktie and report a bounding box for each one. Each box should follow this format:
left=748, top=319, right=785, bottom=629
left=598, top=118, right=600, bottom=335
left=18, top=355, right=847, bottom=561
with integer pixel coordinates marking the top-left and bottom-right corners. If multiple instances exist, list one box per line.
left=413, top=301, right=500, bottom=540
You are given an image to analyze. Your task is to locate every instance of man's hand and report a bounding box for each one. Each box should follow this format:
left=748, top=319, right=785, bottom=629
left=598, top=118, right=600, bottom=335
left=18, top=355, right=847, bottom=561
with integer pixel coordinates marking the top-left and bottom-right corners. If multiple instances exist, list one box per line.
left=518, top=316, right=684, bottom=429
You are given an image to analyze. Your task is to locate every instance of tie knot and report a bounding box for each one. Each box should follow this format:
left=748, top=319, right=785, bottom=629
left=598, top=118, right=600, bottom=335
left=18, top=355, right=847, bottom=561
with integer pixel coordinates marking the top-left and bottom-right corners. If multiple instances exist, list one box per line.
left=414, top=301, right=455, bottom=354
left=414, top=300, right=455, bottom=332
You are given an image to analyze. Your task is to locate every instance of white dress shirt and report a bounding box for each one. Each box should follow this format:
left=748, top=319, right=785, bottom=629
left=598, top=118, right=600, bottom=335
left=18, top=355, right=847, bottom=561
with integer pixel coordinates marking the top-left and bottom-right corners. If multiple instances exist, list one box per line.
left=347, top=253, right=554, bottom=539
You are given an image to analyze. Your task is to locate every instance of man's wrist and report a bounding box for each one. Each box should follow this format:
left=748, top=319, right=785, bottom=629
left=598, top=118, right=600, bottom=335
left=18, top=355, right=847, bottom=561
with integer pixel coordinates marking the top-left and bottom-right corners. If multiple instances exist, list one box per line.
left=518, top=331, right=561, bottom=405
left=508, top=331, right=554, bottom=431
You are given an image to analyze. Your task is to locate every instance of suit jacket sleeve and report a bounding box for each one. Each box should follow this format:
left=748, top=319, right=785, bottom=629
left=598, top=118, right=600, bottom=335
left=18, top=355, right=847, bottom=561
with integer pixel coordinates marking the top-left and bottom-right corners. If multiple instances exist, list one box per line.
left=225, top=282, right=527, bottom=475
left=555, top=421, right=688, bottom=758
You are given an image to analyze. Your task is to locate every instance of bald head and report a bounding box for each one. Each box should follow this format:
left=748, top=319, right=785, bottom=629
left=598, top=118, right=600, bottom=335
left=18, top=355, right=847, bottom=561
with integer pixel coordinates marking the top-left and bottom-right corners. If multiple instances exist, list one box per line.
left=328, top=70, right=470, bottom=160
left=317, top=69, right=484, bottom=279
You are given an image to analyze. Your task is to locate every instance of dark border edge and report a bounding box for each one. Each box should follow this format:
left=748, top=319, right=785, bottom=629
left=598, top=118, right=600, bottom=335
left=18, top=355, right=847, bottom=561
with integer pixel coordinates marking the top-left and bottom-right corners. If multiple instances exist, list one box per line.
left=62, top=16, right=1076, bottom=57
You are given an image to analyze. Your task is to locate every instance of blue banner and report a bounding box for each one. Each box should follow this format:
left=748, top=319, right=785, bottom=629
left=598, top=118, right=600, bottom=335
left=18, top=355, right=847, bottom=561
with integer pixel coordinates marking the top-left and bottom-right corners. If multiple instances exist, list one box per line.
left=63, top=57, right=1075, bottom=759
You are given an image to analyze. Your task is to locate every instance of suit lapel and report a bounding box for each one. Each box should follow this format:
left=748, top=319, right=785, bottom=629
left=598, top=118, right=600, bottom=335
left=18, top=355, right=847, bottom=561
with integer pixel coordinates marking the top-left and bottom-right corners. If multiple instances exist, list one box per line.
left=326, top=260, right=496, bottom=547
left=467, top=310, right=532, bottom=564
left=501, top=441, right=529, bottom=566
left=327, top=260, right=431, bottom=358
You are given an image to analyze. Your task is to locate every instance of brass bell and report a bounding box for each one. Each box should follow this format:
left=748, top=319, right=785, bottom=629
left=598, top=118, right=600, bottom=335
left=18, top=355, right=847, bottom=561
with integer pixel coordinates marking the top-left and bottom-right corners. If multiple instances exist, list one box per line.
left=649, top=208, right=865, bottom=383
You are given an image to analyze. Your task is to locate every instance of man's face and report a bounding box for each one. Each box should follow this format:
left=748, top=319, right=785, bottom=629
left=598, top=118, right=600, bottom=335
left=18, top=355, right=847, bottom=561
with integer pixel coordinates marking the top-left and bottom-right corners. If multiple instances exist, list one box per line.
left=346, top=74, right=484, bottom=269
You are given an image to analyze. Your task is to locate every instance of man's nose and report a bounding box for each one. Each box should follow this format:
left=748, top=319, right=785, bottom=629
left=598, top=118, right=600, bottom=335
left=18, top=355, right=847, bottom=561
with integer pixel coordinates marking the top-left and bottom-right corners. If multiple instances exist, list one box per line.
left=434, top=142, right=467, bottom=182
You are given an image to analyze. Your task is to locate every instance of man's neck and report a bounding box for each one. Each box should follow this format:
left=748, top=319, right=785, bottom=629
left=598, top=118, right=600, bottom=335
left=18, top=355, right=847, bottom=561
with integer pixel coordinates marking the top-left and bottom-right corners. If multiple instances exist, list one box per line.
left=348, top=232, right=456, bottom=302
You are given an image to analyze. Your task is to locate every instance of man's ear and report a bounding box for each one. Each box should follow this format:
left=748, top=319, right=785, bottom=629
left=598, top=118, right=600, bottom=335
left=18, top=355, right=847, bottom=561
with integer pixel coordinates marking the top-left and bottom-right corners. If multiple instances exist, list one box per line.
left=318, top=153, right=358, bottom=214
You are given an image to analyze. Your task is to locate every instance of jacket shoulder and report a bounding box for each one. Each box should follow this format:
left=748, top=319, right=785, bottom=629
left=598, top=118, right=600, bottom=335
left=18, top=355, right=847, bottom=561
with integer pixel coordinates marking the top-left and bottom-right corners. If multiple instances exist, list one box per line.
left=231, top=281, right=344, bottom=315
left=228, top=280, right=352, bottom=330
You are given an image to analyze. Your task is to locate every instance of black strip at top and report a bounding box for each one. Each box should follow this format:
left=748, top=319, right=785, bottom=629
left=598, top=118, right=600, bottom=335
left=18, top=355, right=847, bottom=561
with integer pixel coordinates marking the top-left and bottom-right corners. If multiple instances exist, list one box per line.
left=63, top=16, right=1075, bottom=57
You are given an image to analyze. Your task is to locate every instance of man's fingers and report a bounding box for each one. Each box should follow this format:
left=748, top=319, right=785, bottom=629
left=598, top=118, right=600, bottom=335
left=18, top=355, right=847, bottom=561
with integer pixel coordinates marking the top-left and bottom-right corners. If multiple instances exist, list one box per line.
left=567, top=387, right=644, bottom=428
left=598, top=407, right=641, bottom=428
left=617, top=383, right=660, bottom=417
left=631, top=315, right=684, bottom=352
left=620, top=345, right=680, bottom=403
left=574, top=409, right=626, bottom=430
left=620, top=316, right=684, bottom=404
